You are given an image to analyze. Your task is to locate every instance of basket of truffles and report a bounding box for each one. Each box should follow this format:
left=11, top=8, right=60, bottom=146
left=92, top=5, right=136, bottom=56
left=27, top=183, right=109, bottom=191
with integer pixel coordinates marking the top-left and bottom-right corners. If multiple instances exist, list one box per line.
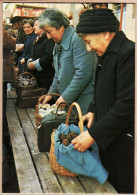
left=15, top=72, right=38, bottom=98
left=15, top=72, right=48, bottom=109
left=50, top=102, right=83, bottom=177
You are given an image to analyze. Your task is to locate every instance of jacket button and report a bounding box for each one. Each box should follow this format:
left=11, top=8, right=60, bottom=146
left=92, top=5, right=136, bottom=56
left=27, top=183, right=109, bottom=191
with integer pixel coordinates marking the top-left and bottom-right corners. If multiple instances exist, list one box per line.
left=58, top=64, right=61, bottom=68
left=93, top=100, right=95, bottom=105
left=57, top=80, right=59, bottom=84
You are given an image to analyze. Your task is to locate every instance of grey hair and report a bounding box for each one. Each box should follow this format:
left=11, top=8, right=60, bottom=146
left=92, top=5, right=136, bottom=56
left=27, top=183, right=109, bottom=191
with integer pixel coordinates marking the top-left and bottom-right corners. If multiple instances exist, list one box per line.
left=38, top=8, right=70, bottom=29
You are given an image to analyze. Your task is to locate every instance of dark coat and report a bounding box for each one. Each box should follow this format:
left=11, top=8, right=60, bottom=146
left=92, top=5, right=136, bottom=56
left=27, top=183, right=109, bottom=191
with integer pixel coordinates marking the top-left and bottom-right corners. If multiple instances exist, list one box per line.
left=16, top=27, right=25, bottom=44
left=30, top=32, right=55, bottom=89
left=13, top=27, right=25, bottom=66
left=88, top=31, right=135, bottom=193
left=3, top=30, right=16, bottom=82
left=22, top=31, right=37, bottom=62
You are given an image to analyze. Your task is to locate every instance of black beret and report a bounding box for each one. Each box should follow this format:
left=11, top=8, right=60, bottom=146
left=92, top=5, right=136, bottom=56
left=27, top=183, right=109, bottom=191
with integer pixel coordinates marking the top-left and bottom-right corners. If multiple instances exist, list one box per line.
left=76, top=9, right=117, bottom=34
left=10, top=16, right=22, bottom=24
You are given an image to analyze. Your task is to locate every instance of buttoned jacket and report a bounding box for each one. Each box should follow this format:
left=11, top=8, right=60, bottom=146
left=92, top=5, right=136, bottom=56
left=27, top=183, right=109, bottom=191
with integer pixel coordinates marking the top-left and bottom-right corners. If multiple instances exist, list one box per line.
left=30, top=32, right=55, bottom=89
left=88, top=31, right=135, bottom=150
left=48, top=25, right=97, bottom=113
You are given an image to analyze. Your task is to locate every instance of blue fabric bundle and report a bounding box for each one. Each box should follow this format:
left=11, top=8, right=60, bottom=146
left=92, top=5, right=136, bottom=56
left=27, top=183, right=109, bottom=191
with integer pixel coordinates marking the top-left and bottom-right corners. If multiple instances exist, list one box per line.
left=54, top=123, right=108, bottom=184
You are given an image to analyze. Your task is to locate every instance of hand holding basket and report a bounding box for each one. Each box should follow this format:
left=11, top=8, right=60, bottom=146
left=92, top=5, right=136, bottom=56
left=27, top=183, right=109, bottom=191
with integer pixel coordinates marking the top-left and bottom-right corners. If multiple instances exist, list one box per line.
left=50, top=102, right=83, bottom=177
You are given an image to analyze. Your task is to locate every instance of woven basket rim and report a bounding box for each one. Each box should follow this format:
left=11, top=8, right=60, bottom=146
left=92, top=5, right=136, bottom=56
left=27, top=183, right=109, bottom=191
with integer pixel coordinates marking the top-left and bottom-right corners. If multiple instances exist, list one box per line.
left=50, top=132, right=77, bottom=177
left=16, top=85, right=37, bottom=88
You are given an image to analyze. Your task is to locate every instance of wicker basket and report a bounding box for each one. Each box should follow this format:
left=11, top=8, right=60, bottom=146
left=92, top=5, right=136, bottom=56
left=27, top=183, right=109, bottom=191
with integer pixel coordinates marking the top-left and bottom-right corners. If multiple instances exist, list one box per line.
left=35, top=93, right=61, bottom=127
left=15, top=72, right=38, bottom=97
left=49, top=102, right=84, bottom=177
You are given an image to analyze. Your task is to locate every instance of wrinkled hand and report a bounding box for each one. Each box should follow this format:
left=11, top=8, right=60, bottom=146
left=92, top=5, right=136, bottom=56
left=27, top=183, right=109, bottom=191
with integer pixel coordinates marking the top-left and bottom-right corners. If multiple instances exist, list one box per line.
left=28, top=62, right=36, bottom=70
left=71, top=131, right=95, bottom=152
left=55, top=96, right=67, bottom=109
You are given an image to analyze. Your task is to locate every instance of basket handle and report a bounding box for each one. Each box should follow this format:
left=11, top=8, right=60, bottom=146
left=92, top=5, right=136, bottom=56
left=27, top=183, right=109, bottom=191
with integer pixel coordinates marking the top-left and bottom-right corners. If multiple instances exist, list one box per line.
left=55, top=102, right=78, bottom=119
left=38, top=93, right=61, bottom=105
left=17, top=72, right=34, bottom=79
left=65, top=102, right=83, bottom=133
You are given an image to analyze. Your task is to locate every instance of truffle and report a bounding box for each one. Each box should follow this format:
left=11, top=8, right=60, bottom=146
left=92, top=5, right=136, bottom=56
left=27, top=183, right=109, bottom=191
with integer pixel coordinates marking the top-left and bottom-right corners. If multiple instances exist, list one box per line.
left=59, top=133, right=66, bottom=142
left=62, top=139, right=70, bottom=146
left=66, top=132, right=77, bottom=141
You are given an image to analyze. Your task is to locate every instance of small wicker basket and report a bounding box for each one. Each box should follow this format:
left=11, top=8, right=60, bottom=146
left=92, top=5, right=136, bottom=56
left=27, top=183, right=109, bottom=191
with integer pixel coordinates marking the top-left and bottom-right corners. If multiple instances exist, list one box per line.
left=15, top=72, right=38, bottom=97
left=49, top=102, right=84, bottom=177
left=35, top=93, right=61, bottom=127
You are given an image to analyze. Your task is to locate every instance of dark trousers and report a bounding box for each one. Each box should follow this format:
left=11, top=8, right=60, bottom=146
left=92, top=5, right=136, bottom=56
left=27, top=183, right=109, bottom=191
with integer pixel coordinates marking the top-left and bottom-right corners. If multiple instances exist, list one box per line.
left=100, top=134, right=134, bottom=193
left=3, top=82, right=10, bottom=147
left=2, top=83, right=19, bottom=192
left=3, top=83, right=11, bottom=185
left=2, top=143, right=10, bottom=184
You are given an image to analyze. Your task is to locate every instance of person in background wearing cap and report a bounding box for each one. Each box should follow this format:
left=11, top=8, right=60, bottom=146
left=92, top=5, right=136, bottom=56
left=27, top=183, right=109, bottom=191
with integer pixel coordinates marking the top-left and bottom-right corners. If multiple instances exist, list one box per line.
left=72, top=9, right=135, bottom=193
left=10, top=16, right=26, bottom=71
left=10, top=16, right=25, bottom=44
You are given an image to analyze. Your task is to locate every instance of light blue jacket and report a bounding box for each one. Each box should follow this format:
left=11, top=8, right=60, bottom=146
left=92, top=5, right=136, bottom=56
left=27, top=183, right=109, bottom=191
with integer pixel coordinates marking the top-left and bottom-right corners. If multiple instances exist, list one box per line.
left=48, top=26, right=97, bottom=114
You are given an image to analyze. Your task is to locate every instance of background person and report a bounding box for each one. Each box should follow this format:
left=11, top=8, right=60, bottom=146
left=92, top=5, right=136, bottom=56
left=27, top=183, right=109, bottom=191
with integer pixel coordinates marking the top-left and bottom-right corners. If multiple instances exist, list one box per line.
left=72, top=8, right=135, bottom=193
left=38, top=8, right=97, bottom=114
left=27, top=18, right=55, bottom=90
left=90, top=3, right=108, bottom=9
left=3, top=29, right=19, bottom=192
left=19, top=19, right=37, bottom=73
left=10, top=16, right=26, bottom=69
left=6, top=28, right=17, bottom=91
left=10, top=16, right=25, bottom=44
left=3, top=29, right=16, bottom=149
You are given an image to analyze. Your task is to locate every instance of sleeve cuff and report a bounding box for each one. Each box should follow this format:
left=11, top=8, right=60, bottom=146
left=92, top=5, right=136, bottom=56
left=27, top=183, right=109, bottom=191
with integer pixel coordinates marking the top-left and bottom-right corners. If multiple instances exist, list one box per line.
left=27, top=58, right=33, bottom=65
left=35, top=59, right=43, bottom=71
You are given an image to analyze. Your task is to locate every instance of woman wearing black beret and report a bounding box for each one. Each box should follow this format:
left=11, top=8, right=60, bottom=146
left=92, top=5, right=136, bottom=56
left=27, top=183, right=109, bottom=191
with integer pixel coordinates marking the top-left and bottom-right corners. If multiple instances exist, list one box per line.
left=72, top=8, right=135, bottom=193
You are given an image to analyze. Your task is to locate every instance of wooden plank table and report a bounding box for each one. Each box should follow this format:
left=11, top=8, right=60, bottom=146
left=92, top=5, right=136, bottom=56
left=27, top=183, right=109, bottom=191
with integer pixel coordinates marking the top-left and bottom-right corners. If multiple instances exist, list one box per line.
left=6, top=89, right=117, bottom=193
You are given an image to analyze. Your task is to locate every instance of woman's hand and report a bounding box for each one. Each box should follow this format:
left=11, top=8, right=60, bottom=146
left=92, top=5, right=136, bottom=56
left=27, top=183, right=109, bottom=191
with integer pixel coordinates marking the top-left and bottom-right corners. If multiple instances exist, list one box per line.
left=28, top=62, right=36, bottom=70
left=55, top=96, right=67, bottom=109
left=82, top=112, right=94, bottom=129
left=38, top=95, right=52, bottom=105
left=71, top=112, right=95, bottom=152
left=20, top=58, right=25, bottom=64
left=71, top=131, right=95, bottom=152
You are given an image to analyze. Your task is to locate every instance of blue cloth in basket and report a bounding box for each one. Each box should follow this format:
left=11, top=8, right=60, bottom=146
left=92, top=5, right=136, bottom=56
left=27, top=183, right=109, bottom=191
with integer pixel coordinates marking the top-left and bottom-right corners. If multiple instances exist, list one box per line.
left=54, top=123, right=108, bottom=184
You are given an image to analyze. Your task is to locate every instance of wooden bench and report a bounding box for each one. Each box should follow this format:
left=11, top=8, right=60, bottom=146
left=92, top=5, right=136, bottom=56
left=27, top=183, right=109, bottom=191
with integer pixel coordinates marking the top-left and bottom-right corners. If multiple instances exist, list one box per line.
left=7, top=89, right=117, bottom=193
